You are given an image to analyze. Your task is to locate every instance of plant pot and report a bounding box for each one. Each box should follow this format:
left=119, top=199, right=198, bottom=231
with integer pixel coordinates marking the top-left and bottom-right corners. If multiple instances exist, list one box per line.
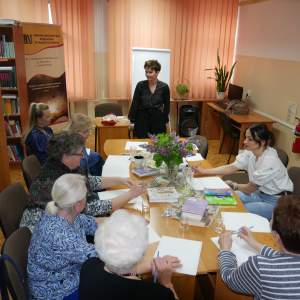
left=217, top=91, right=225, bottom=99
left=164, top=164, right=179, bottom=180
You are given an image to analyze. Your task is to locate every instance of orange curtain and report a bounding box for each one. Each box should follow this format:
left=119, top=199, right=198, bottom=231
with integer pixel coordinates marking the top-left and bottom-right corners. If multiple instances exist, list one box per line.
left=49, top=0, right=95, bottom=101
left=109, top=0, right=239, bottom=99
left=0, top=0, right=49, bottom=23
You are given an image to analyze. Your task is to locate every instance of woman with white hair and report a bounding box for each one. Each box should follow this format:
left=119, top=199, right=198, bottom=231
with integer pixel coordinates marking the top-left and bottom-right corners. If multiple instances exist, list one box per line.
left=28, top=174, right=101, bottom=300
left=79, top=210, right=181, bottom=300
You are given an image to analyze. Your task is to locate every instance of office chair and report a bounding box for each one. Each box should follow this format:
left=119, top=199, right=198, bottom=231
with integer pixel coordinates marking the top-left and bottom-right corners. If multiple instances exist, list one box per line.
left=0, top=183, right=28, bottom=239
left=219, top=111, right=240, bottom=164
left=94, top=103, right=123, bottom=152
left=222, top=147, right=290, bottom=184
left=21, top=155, right=41, bottom=190
left=1, top=227, right=31, bottom=300
left=194, top=135, right=209, bottom=159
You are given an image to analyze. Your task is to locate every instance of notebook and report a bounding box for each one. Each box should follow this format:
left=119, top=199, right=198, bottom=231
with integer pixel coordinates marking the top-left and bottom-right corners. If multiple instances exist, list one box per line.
left=98, top=189, right=143, bottom=204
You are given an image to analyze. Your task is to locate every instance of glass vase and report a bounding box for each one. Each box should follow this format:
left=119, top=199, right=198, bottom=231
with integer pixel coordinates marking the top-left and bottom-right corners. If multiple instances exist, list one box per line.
left=164, top=164, right=179, bottom=180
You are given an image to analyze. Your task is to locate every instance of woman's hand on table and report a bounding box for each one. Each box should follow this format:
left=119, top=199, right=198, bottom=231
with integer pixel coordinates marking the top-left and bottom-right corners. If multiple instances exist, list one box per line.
left=152, top=256, right=173, bottom=285
left=118, top=178, right=134, bottom=187
left=237, top=226, right=264, bottom=252
left=128, top=182, right=147, bottom=199
left=218, top=232, right=233, bottom=251
left=191, top=165, right=208, bottom=175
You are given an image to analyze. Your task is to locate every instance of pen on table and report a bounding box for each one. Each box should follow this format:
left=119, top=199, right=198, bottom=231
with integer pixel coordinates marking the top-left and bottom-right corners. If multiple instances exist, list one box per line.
left=231, top=226, right=254, bottom=235
left=193, top=163, right=201, bottom=167
left=154, top=251, right=159, bottom=283
left=121, top=153, right=130, bottom=155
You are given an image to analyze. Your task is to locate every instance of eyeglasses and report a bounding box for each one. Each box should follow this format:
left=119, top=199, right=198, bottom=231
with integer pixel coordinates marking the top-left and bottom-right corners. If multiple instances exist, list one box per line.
left=72, top=152, right=84, bottom=158
left=78, top=129, right=92, bottom=135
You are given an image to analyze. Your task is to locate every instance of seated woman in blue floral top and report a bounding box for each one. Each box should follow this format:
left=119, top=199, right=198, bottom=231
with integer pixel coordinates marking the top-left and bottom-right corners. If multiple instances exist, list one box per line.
left=28, top=173, right=102, bottom=300
left=21, top=102, right=53, bottom=166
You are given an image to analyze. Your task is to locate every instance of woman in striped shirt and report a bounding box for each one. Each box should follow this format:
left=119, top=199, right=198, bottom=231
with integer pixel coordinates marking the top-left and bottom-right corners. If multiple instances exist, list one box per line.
left=218, top=195, right=300, bottom=300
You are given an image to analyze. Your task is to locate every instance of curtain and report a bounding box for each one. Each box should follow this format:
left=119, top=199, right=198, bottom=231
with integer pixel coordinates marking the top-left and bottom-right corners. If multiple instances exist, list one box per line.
left=0, top=0, right=49, bottom=23
left=109, top=0, right=239, bottom=99
left=49, top=0, right=95, bottom=101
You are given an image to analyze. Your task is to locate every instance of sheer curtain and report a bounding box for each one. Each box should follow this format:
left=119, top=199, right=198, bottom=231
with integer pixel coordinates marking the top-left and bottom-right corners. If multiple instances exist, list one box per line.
left=49, top=0, right=95, bottom=101
left=0, top=0, right=49, bottom=23
left=109, top=0, right=239, bottom=99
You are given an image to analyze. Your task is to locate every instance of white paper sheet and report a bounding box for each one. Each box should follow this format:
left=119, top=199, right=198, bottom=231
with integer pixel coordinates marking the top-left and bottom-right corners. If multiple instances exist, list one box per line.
left=192, top=144, right=199, bottom=150
left=221, top=212, right=271, bottom=233
left=148, top=225, right=161, bottom=244
left=98, top=189, right=143, bottom=204
left=192, top=177, right=230, bottom=190
left=125, top=141, right=148, bottom=150
left=154, top=236, right=202, bottom=276
left=211, top=235, right=259, bottom=266
left=186, top=153, right=203, bottom=161
left=102, top=155, right=131, bottom=178
left=86, top=148, right=91, bottom=155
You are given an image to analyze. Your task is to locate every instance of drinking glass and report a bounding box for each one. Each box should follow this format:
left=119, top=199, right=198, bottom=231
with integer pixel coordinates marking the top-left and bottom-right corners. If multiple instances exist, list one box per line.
left=214, top=211, right=224, bottom=234
left=179, top=216, right=189, bottom=231
left=130, top=145, right=137, bottom=160
left=142, top=198, right=150, bottom=212
left=186, top=168, right=194, bottom=188
left=163, top=202, right=171, bottom=217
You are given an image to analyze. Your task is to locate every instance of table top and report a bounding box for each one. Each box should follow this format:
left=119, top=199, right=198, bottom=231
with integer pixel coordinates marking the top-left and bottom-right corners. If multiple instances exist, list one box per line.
left=104, top=139, right=278, bottom=274
left=207, top=102, right=276, bottom=124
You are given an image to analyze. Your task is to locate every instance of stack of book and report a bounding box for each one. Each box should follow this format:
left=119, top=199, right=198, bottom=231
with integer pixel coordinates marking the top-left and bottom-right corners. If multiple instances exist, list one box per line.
left=204, top=188, right=237, bottom=205
left=2, top=94, right=20, bottom=114
left=0, top=35, right=15, bottom=58
left=181, top=197, right=209, bottom=226
left=5, top=120, right=22, bottom=137
left=7, top=143, right=24, bottom=162
left=0, top=66, right=18, bottom=88
left=147, top=187, right=179, bottom=203
left=132, top=167, right=160, bottom=177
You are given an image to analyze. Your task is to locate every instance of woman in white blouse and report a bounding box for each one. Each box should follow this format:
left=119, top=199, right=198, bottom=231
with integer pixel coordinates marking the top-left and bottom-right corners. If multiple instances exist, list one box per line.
left=192, top=123, right=293, bottom=220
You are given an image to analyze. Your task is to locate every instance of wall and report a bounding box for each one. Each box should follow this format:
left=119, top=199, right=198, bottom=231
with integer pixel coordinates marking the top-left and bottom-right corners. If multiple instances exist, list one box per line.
left=234, top=0, right=300, bottom=167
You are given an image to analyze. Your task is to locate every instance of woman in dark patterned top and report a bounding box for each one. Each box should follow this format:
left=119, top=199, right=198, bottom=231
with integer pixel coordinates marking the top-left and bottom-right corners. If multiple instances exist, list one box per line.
left=128, top=60, right=170, bottom=138
left=22, top=102, right=53, bottom=166
left=20, top=131, right=146, bottom=232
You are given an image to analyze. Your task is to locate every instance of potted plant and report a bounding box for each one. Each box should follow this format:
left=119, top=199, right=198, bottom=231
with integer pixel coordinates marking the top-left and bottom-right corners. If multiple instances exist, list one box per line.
left=139, top=129, right=201, bottom=179
left=205, top=50, right=237, bottom=99
left=173, top=78, right=190, bottom=100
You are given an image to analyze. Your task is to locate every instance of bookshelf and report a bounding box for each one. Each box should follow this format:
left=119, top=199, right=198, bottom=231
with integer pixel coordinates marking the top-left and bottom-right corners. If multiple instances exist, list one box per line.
left=0, top=22, right=28, bottom=186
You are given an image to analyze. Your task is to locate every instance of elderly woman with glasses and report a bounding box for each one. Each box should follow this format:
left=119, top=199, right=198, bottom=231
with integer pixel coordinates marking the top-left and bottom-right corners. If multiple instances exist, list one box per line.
left=62, top=113, right=104, bottom=176
left=20, top=131, right=146, bottom=232
left=28, top=174, right=101, bottom=300
left=79, top=210, right=181, bottom=300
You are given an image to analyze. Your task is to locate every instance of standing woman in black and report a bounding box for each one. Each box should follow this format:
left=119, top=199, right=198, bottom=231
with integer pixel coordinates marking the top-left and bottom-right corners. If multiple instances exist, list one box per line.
left=128, top=60, right=170, bottom=138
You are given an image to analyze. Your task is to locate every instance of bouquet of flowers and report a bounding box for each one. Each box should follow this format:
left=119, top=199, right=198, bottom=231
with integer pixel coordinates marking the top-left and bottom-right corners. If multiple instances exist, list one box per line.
left=139, top=128, right=201, bottom=169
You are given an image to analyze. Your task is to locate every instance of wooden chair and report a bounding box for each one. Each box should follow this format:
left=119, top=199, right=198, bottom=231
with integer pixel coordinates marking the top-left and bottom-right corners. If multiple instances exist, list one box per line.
left=94, top=103, right=123, bottom=152
left=0, top=183, right=28, bottom=239
left=21, top=155, right=41, bottom=190
left=1, top=227, right=31, bottom=300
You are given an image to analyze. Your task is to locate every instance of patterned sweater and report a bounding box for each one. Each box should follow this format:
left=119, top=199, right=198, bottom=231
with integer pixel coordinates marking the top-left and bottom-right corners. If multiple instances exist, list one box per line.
left=218, top=245, right=300, bottom=299
left=20, top=158, right=112, bottom=232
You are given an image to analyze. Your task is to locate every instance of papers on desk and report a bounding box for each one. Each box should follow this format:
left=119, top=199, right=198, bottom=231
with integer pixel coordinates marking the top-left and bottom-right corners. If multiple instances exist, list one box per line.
left=154, top=236, right=202, bottom=276
left=125, top=141, right=148, bottom=150
left=148, top=225, right=161, bottom=244
left=186, top=153, right=203, bottom=161
left=98, top=189, right=143, bottom=204
left=211, top=235, right=259, bottom=266
left=221, top=212, right=271, bottom=233
left=192, top=144, right=199, bottom=150
left=102, top=155, right=130, bottom=178
left=191, top=177, right=230, bottom=190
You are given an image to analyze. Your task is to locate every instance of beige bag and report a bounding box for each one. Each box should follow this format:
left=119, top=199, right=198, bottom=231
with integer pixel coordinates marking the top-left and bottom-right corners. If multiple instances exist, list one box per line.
left=225, top=99, right=250, bottom=115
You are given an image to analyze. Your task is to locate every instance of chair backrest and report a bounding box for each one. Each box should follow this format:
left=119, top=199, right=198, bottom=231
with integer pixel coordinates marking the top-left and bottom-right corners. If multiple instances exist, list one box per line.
left=21, top=155, right=41, bottom=190
left=25, top=147, right=32, bottom=157
left=219, top=111, right=233, bottom=136
left=1, top=227, right=32, bottom=300
left=194, top=135, right=208, bottom=159
left=0, top=183, right=28, bottom=239
left=288, top=167, right=300, bottom=196
left=273, top=146, right=289, bottom=168
left=95, top=103, right=123, bottom=117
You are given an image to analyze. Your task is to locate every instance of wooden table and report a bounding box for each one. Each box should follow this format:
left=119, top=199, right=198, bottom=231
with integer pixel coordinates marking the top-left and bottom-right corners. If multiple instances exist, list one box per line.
left=204, top=103, right=276, bottom=154
left=104, top=139, right=277, bottom=300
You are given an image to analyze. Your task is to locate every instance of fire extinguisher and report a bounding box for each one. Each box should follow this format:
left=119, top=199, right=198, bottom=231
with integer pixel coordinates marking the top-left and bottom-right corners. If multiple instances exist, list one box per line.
left=292, top=118, right=300, bottom=153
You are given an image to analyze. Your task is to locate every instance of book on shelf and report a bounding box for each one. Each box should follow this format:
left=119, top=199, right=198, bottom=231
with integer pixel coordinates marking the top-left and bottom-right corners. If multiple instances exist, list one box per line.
left=7, top=144, right=24, bottom=162
left=181, top=197, right=209, bottom=222
left=132, top=167, right=160, bottom=177
left=4, top=120, right=22, bottom=137
left=2, top=94, right=19, bottom=114
left=0, top=35, right=15, bottom=59
left=147, top=187, right=179, bottom=203
left=0, top=66, right=17, bottom=88
left=204, top=188, right=233, bottom=196
left=205, top=194, right=237, bottom=205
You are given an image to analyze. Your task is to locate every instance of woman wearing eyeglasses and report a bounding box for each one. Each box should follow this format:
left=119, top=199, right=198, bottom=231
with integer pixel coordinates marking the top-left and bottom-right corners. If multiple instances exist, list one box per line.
left=62, top=113, right=104, bottom=176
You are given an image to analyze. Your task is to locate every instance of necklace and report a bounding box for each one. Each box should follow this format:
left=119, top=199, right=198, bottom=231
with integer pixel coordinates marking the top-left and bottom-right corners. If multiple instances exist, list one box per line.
left=36, top=125, right=52, bottom=138
left=36, top=125, right=45, bottom=129
left=109, top=270, right=143, bottom=280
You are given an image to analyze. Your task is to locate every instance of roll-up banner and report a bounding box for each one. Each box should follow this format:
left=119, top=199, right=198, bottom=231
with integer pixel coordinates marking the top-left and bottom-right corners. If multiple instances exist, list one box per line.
left=22, top=23, right=68, bottom=128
